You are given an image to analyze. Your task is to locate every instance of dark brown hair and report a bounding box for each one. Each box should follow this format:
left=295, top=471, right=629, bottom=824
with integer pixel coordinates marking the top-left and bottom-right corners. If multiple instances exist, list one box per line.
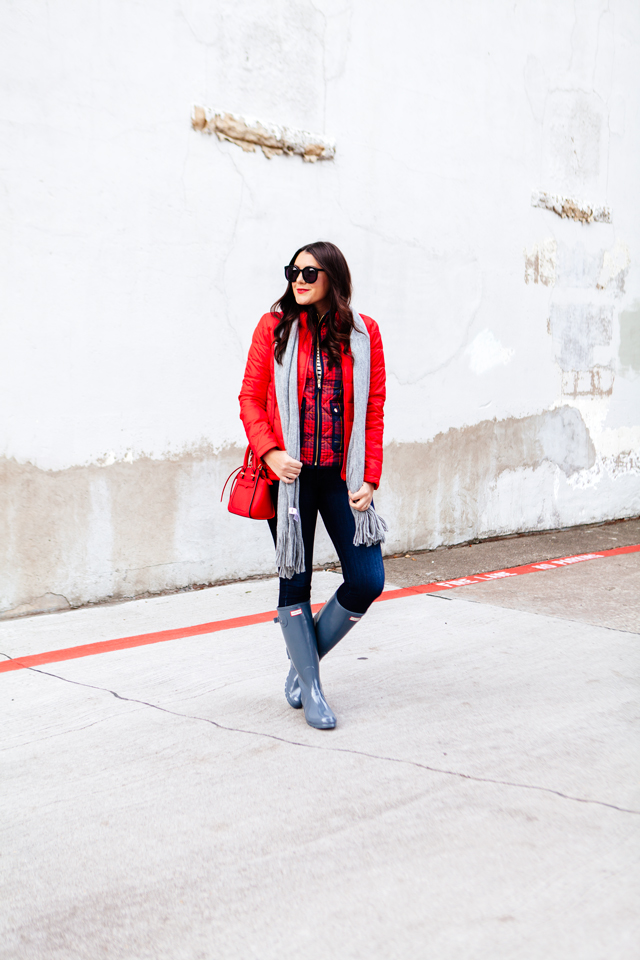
left=271, top=241, right=354, bottom=366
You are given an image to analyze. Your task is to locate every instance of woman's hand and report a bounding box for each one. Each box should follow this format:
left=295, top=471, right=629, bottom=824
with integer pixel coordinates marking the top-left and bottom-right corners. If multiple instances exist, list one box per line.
left=263, top=448, right=303, bottom=484
left=348, top=481, right=374, bottom=512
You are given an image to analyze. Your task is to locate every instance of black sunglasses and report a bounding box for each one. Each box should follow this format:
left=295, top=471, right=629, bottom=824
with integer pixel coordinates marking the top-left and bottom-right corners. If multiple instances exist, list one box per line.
left=284, top=265, right=326, bottom=284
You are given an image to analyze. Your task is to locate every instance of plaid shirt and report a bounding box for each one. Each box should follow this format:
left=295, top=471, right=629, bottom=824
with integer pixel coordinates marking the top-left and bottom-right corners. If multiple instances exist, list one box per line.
left=299, top=326, right=344, bottom=468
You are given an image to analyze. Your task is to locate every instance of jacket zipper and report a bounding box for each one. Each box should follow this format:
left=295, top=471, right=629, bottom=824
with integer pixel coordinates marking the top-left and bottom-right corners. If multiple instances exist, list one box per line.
left=313, top=331, right=323, bottom=467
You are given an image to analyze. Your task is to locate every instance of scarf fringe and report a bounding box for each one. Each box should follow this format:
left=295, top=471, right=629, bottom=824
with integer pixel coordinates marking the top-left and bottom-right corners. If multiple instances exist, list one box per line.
left=353, top=506, right=388, bottom=547
left=275, top=513, right=306, bottom=578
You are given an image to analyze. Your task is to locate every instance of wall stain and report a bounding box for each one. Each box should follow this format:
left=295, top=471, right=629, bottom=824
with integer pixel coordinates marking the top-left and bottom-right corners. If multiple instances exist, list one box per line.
left=0, top=410, right=613, bottom=618
left=548, top=304, right=614, bottom=396
left=524, top=238, right=556, bottom=286
left=381, top=406, right=597, bottom=551
left=561, top=366, right=614, bottom=397
left=0, top=449, right=241, bottom=617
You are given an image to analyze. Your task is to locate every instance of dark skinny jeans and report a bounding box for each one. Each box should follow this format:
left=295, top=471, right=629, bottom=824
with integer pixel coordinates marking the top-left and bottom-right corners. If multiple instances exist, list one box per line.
left=267, top=466, right=385, bottom=613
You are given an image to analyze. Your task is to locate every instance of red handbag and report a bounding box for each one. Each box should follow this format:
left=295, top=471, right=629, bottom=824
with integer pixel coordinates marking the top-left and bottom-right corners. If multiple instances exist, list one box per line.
left=221, top=445, right=275, bottom=520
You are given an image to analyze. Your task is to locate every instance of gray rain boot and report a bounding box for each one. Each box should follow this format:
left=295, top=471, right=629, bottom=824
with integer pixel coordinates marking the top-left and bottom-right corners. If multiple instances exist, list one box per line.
left=284, top=592, right=362, bottom=710
left=276, top=601, right=336, bottom=729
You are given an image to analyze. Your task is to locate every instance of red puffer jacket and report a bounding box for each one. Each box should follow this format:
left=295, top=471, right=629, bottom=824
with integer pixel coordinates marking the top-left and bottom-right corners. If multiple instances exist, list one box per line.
left=239, top=311, right=386, bottom=487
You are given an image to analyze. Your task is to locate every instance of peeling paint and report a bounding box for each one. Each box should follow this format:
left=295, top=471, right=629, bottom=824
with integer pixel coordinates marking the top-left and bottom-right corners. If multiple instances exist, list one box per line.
left=566, top=450, right=640, bottom=490
left=554, top=240, right=629, bottom=295
left=597, top=240, right=630, bottom=292
left=597, top=425, right=640, bottom=460
left=524, top=238, right=557, bottom=285
left=548, top=304, right=614, bottom=396
left=561, top=367, right=615, bottom=398
left=191, top=106, right=335, bottom=162
left=531, top=191, right=611, bottom=224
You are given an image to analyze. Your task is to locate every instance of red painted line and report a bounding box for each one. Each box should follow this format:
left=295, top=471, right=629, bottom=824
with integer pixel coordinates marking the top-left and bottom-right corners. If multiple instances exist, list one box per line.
left=0, top=605, right=322, bottom=675
left=1, top=544, right=638, bottom=675
left=376, top=543, right=640, bottom=601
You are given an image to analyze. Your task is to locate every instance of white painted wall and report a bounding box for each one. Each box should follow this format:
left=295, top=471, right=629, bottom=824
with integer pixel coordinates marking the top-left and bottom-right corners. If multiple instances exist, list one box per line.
left=1, top=0, right=639, bottom=615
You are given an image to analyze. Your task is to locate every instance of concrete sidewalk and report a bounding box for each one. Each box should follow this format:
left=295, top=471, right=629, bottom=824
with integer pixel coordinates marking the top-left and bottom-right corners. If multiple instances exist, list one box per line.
left=1, top=558, right=639, bottom=959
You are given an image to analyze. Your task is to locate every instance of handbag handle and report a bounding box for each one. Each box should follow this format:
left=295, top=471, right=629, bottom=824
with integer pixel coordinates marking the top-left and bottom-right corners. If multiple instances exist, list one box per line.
left=220, top=446, right=271, bottom=503
left=220, top=465, right=242, bottom=502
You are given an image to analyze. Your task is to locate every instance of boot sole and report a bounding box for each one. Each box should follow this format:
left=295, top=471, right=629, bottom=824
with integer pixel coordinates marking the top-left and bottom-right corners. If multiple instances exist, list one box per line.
left=305, top=717, right=336, bottom=730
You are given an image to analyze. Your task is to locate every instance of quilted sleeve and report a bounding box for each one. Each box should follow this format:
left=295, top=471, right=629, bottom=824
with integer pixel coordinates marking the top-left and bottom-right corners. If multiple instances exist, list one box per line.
left=363, top=317, right=386, bottom=487
left=238, top=315, right=279, bottom=459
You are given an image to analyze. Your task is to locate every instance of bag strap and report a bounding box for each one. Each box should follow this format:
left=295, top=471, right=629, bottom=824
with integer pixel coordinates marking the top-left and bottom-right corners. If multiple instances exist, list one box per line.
left=220, top=465, right=242, bottom=502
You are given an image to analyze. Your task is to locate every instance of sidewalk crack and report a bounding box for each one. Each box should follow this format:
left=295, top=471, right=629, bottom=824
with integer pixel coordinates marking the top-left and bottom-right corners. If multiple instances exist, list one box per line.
left=3, top=653, right=638, bottom=817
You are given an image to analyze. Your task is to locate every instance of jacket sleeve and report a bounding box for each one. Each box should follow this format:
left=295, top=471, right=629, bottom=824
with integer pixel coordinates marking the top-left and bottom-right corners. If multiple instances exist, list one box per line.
left=238, top=315, right=279, bottom=459
left=363, top=318, right=386, bottom=487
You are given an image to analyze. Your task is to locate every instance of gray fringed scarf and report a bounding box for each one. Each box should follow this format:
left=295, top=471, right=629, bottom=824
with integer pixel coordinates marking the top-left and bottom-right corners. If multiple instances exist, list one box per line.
left=274, top=310, right=388, bottom=579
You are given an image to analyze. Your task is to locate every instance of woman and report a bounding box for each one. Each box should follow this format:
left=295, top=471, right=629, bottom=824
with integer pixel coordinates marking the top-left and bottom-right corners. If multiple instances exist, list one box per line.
left=239, top=241, right=387, bottom=730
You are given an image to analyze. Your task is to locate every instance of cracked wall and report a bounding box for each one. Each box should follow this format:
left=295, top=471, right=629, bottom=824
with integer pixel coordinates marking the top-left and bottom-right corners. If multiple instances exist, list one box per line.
left=0, top=0, right=638, bottom=615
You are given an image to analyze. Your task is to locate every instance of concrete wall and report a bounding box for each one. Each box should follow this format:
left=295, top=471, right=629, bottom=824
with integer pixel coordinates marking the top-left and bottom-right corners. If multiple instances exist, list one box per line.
left=1, top=0, right=639, bottom=617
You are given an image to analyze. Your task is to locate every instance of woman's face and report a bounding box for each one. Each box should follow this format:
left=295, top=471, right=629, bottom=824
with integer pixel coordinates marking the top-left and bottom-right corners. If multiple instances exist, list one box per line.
left=291, top=251, right=331, bottom=314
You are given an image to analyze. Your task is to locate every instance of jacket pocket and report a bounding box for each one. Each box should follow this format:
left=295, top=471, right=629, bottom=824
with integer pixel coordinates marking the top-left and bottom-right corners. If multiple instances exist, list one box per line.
left=330, top=394, right=343, bottom=454
left=299, top=398, right=307, bottom=448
